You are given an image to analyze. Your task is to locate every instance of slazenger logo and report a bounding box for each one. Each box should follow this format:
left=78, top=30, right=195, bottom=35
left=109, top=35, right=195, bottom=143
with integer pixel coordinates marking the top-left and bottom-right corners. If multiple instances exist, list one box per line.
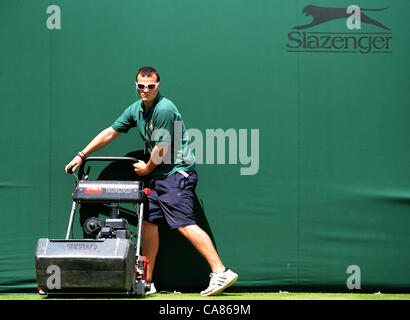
left=287, top=5, right=392, bottom=54
left=66, top=243, right=97, bottom=250
left=84, top=183, right=103, bottom=194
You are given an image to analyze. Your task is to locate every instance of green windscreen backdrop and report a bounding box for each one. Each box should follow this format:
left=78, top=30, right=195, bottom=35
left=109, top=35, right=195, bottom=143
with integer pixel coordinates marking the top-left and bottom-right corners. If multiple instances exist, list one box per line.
left=0, top=0, right=409, bottom=292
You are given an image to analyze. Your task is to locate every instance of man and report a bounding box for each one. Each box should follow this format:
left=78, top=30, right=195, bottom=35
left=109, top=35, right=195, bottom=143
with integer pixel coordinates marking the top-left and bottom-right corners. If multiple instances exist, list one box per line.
left=65, top=66, right=238, bottom=296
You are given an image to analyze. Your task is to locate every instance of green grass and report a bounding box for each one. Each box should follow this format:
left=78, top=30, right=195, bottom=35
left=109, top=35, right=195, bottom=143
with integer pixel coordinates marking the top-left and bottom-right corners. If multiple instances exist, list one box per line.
left=1, top=292, right=410, bottom=300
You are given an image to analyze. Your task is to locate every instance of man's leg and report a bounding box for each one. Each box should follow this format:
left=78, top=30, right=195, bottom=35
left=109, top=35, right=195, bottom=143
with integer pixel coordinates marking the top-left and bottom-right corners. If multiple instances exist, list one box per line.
left=177, top=224, right=225, bottom=273
left=142, top=220, right=159, bottom=282
left=151, top=170, right=238, bottom=295
left=177, top=224, right=238, bottom=296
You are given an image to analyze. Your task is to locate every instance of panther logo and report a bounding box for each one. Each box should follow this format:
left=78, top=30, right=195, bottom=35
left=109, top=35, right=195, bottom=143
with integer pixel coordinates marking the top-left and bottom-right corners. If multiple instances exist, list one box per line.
left=293, top=5, right=390, bottom=30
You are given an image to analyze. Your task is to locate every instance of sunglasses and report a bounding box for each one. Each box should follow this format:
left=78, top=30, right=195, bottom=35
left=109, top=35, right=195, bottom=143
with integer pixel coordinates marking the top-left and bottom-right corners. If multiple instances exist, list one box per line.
left=136, top=82, right=160, bottom=90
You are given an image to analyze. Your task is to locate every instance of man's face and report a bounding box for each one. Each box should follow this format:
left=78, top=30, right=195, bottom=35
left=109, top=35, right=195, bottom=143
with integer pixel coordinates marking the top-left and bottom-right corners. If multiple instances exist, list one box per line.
left=136, top=73, right=161, bottom=103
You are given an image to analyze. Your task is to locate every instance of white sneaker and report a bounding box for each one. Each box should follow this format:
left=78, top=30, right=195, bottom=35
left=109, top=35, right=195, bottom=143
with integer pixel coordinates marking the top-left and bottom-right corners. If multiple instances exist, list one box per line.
left=200, top=269, right=238, bottom=296
left=146, top=282, right=157, bottom=295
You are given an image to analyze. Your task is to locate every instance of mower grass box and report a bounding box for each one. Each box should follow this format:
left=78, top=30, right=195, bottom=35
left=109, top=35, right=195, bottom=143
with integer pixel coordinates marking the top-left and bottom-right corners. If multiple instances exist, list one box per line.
left=35, top=238, right=136, bottom=293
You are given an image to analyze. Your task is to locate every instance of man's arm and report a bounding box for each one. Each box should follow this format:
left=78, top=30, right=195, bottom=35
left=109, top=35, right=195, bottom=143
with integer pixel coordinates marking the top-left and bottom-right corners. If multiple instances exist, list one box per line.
left=65, top=126, right=121, bottom=173
left=133, top=144, right=169, bottom=176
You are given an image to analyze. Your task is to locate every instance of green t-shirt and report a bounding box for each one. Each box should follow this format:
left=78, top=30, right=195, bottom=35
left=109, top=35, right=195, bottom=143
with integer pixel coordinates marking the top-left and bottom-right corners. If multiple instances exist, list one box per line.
left=111, top=92, right=196, bottom=179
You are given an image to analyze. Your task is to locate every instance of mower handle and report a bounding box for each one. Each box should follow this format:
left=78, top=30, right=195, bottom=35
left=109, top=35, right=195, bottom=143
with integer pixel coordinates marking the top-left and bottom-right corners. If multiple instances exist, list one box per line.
left=82, top=156, right=139, bottom=163
left=77, top=156, right=139, bottom=180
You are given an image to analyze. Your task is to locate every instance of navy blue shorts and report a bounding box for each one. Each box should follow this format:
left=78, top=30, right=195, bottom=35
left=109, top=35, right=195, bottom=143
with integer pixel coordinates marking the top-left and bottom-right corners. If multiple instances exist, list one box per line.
left=144, top=170, right=198, bottom=229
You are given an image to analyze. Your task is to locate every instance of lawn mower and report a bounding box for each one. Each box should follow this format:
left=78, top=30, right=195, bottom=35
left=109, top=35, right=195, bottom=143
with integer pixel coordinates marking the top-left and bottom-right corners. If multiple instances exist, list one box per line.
left=35, top=156, right=151, bottom=296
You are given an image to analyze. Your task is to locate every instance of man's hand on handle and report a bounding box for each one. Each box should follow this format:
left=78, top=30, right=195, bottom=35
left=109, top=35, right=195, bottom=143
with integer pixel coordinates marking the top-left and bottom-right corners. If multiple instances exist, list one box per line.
left=65, top=155, right=83, bottom=174
left=133, top=160, right=151, bottom=176
left=133, top=145, right=168, bottom=176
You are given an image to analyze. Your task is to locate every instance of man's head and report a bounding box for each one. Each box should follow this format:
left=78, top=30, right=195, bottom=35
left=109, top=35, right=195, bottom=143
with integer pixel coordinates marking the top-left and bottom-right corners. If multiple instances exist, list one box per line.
left=136, top=67, right=161, bottom=105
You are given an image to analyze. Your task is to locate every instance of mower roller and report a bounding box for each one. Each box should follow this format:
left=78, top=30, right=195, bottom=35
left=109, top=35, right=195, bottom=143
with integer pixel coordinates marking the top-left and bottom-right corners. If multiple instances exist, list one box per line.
left=35, top=156, right=151, bottom=296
